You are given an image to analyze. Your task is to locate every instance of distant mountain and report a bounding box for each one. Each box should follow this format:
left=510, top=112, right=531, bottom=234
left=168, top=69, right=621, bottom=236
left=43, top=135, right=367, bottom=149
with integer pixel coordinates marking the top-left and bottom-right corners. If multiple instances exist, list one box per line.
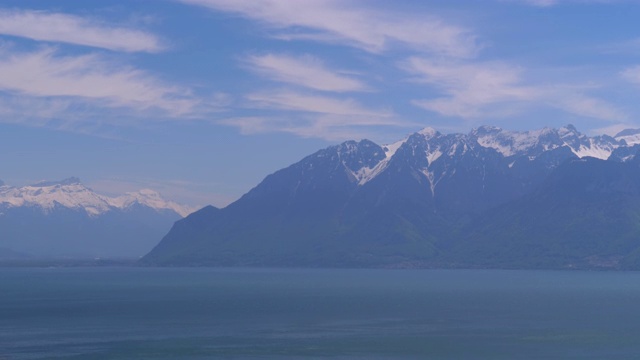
left=0, top=178, right=194, bottom=259
left=142, top=125, right=640, bottom=269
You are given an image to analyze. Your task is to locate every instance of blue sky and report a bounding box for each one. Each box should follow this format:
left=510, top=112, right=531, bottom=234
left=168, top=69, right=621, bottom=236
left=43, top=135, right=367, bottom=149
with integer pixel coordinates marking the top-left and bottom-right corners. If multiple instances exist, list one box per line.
left=1, top=0, right=640, bottom=207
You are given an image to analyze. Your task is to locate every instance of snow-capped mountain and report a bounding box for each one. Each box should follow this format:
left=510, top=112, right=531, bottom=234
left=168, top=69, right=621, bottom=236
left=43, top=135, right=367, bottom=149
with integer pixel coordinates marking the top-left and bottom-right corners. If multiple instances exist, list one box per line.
left=299, top=124, right=631, bottom=215
left=144, top=124, right=640, bottom=269
left=469, top=124, right=621, bottom=159
left=349, top=124, right=625, bottom=188
left=615, top=128, right=640, bottom=146
left=0, top=178, right=195, bottom=259
left=0, top=177, right=193, bottom=217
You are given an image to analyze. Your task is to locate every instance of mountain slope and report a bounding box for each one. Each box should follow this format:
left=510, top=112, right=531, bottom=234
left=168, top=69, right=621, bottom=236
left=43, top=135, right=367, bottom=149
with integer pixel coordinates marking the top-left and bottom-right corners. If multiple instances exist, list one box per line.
left=448, top=157, right=640, bottom=269
left=143, top=125, right=640, bottom=268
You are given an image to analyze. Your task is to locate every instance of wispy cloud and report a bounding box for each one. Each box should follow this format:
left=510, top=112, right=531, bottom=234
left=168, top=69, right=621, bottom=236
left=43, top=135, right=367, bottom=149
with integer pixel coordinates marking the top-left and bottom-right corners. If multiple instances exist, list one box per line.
left=0, top=47, right=203, bottom=120
left=219, top=90, right=410, bottom=140
left=245, top=53, right=368, bottom=92
left=246, top=90, right=392, bottom=117
left=550, top=91, right=627, bottom=121
left=404, top=58, right=538, bottom=118
left=178, top=0, right=479, bottom=58
left=182, top=0, right=629, bottom=136
left=621, top=65, right=640, bottom=85
left=505, top=0, right=618, bottom=7
left=0, top=9, right=164, bottom=52
left=590, top=123, right=636, bottom=136
left=404, top=57, right=627, bottom=122
left=219, top=114, right=407, bottom=141
left=517, top=0, right=558, bottom=6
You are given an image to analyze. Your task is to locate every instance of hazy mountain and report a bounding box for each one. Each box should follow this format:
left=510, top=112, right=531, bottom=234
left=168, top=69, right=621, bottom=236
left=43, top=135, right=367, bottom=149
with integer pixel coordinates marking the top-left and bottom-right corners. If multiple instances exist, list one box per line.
left=0, top=178, right=194, bottom=259
left=143, top=125, right=640, bottom=269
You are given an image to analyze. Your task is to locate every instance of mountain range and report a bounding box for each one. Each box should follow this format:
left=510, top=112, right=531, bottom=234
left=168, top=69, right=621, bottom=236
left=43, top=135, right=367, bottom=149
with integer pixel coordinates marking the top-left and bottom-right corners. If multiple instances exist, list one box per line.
left=0, top=178, right=193, bottom=259
left=142, top=124, right=640, bottom=270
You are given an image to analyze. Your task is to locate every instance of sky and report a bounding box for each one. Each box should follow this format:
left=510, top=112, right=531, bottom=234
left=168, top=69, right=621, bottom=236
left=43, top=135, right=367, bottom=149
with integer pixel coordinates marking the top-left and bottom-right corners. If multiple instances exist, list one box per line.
left=1, top=0, right=640, bottom=208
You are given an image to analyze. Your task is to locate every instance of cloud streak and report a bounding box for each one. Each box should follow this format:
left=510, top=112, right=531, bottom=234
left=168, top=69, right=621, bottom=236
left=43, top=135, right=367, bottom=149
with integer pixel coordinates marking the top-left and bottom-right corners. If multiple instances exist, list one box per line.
left=178, top=0, right=479, bottom=58
left=219, top=114, right=407, bottom=141
left=404, top=58, right=538, bottom=118
left=219, top=90, right=409, bottom=140
left=0, top=47, right=201, bottom=117
left=0, top=9, right=164, bottom=53
left=404, top=57, right=627, bottom=122
left=246, top=90, right=392, bottom=117
left=245, top=53, right=368, bottom=92
left=518, top=0, right=558, bottom=6
left=0, top=48, right=210, bottom=130
left=182, top=0, right=631, bottom=137
left=621, top=65, right=640, bottom=85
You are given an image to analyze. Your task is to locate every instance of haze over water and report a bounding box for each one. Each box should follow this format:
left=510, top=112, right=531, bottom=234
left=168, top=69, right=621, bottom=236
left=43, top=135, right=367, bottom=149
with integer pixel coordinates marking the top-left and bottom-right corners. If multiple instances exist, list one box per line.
left=2, top=268, right=640, bottom=359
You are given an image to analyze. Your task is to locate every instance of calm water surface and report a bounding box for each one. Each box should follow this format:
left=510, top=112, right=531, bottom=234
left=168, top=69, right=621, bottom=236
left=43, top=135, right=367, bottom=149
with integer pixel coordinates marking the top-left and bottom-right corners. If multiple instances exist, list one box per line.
left=1, top=267, right=640, bottom=359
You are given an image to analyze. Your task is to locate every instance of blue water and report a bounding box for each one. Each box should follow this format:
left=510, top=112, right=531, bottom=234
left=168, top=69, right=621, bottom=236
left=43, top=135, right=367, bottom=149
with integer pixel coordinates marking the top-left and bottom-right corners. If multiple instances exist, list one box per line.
left=2, top=268, right=640, bottom=359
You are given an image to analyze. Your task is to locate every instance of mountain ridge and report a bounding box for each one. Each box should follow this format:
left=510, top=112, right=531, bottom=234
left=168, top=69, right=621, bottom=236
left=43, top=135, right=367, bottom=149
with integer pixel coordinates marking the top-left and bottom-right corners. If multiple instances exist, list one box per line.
left=0, top=178, right=194, bottom=259
left=0, top=177, right=194, bottom=217
left=143, top=124, right=640, bottom=269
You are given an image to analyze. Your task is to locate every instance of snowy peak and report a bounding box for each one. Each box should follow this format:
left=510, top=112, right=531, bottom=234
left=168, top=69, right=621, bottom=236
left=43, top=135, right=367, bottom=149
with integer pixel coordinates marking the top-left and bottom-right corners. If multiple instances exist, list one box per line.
left=109, top=189, right=194, bottom=217
left=552, top=125, right=621, bottom=160
left=342, top=124, right=635, bottom=188
left=0, top=181, right=111, bottom=216
left=468, top=124, right=621, bottom=160
left=382, top=127, right=440, bottom=158
left=0, top=179, right=194, bottom=217
left=615, top=128, right=640, bottom=146
left=469, top=125, right=560, bottom=157
left=417, top=127, right=439, bottom=139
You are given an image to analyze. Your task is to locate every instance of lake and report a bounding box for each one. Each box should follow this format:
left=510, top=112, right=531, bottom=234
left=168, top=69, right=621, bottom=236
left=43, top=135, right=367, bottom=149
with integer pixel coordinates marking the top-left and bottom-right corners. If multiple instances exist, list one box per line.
left=1, top=267, right=640, bottom=359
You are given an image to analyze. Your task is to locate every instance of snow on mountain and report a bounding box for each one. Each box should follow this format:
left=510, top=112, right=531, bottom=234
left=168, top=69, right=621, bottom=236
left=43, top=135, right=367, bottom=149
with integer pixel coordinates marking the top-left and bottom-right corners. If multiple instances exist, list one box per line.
left=549, top=125, right=622, bottom=160
left=354, top=127, right=444, bottom=186
left=571, top=137, right=618, bottom=159
left=471, top=126, right=560, bottom=157
left=0, top=178, right=194, bottom=217
left=470, top=124, right=621, bottom=160
left=0, top=178, right=111, bottom=216
left=343, top=124, right=630, bottom=189
left=383, top=137, right=408, bottom=159
left=109, top=189, right=193, bottom=217
left=615, top=128, right=640, bottom=146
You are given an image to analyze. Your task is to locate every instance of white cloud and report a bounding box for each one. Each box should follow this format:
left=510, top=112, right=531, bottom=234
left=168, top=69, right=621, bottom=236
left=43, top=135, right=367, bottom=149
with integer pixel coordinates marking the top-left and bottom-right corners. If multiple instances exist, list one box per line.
left=404, top=58, right=538, bottom=118
left=219, top=90, right=412, bottom=140
left=550, top=92, right=627, bottom=121
left=0, top=96, right=72, bottom=124
left=219, top=114, right=406, bottom=141
left=178, top=0, right=479, bottom=58
left=520, top=0, right=558, bottom=6
left=405, top=57, right=627, bottom=122
left=505, top=0, right=615, bottom=6
left=590, top=123, right=637, bottom=137
left=246, top=90, right=393, bottom=117
left=0, top=9, right=164, bottom=52
left=621, top=65, right=640, bottom=85
left=245, top=53, right=368, bottom=92
left=0, top=47, right=202, bottom=119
